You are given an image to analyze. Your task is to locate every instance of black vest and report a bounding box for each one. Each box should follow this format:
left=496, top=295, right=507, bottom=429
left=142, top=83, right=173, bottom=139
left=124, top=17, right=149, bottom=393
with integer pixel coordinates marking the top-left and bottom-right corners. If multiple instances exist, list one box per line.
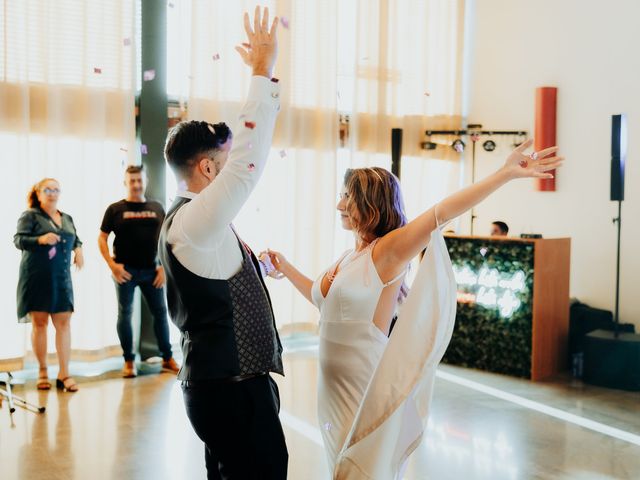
left=159, top=197, right=283, bottom=381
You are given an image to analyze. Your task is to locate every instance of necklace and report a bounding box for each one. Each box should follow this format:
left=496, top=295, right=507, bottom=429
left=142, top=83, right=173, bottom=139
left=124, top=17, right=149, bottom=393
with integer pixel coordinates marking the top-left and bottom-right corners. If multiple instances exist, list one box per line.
left=326, top=241, right=375, bottom=284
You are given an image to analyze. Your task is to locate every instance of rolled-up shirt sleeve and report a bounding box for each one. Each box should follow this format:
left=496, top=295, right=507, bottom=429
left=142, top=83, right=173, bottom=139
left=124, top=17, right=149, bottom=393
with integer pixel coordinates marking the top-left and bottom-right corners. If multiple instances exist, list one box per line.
left=169, top=76, right=280, bottom=249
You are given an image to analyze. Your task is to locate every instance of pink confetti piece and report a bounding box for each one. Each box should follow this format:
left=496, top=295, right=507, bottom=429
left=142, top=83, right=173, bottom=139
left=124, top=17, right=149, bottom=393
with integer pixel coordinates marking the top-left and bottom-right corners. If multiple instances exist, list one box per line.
left=123, top=38, right=131, bottom=46
left=247, top=142, right=253, bottom=149
left=247, top=163, right=256, bottom=171
left=207, top=124, right=215, bottom=134
left=480, top=247, right=488, bottom=257
left=48, top=246, right=57, bottom=260
left=280, top=17, right=290, bottom=29
left=141, top=144, right=148, bottom=155
left=244, top=121, right=256, bottom=129
left=143, top=69, right=156, bottom=81
left=212, top=53, right=220, bottom=61
left=279, top=150, right=287, bottom=158
left=454, top=144, right=464, bottom=153
left=93, top=67, right=102, bottom=74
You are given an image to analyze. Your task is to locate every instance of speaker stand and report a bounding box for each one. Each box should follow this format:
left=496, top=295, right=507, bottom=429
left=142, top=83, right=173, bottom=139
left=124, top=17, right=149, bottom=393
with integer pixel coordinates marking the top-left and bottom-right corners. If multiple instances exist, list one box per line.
left=613, top=199, right=622, bottom=336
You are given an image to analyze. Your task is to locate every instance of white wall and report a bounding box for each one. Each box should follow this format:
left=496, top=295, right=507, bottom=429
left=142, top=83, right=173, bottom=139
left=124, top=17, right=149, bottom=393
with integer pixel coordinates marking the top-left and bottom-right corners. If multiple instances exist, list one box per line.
left=465, top=0, right=640, bottom=329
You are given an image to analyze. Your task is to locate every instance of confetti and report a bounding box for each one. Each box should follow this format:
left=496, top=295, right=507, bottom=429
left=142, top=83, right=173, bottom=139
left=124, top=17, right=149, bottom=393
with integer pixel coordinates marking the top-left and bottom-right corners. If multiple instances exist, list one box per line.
left=519, top=160, right=528, bottom=168
left=212, top=53, right=220, bottom=61
left=119, top=147, right=128, bottom=152
left=280, top=17, right=290, bottom=29
left=48, top=247, right=57, bottom=260
left=279, top=150, right=287, bottom=158
left=529, top=151, right=538, bottom=161
left=93, top=67, right=102, bottom=74
left=247, top=163, right=256, bottom=171
left=123, top=38, right=131, bottom=46
left=324, top=423, right=332, bottom=431
left=143, top=69, right=156, bottom=81
left=244, top=121, right=256, bottom=129
left=480, top=247, right=488, bottom=257
left=207, top=124, right=215, bottom=134
left=141, top=144, right=148, bottom=155
left=424, top=91, right=430, bottom=96
left=454, top=144, right=464, bottom=153
left=247, top=142, right=253, bottom=149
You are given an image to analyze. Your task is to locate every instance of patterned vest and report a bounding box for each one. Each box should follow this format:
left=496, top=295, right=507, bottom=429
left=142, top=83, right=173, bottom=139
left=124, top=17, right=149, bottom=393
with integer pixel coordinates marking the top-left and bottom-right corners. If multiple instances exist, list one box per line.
left=158, top=197, right=283, bottom=381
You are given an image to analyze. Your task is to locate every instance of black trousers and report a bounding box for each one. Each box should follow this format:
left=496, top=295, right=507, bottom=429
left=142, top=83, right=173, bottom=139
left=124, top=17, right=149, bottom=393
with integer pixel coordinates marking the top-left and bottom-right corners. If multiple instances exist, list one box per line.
left=182, top=375, right=289, bottom=480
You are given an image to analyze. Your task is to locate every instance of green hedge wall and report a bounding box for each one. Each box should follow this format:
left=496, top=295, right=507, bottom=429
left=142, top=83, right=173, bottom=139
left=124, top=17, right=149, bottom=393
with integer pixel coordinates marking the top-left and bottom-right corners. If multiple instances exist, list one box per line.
left=442, top=237, right=535, bottom=378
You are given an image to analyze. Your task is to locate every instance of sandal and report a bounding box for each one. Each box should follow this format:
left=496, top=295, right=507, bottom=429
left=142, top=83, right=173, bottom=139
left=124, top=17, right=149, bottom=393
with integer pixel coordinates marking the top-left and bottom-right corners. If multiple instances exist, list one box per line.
left=56, top=376, right=79, bottom=393
left=37, top=368, right=51, bottom=390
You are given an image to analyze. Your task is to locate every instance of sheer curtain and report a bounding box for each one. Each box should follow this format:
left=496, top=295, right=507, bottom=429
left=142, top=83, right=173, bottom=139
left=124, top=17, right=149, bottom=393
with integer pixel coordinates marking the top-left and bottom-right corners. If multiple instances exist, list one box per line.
left=345, top=0, right=467, bottom=226
left=178, top=0, right=339, bottom=331
left=0, top=0, right=137, bottom=369
left=178, top=0, right=467, bottom=330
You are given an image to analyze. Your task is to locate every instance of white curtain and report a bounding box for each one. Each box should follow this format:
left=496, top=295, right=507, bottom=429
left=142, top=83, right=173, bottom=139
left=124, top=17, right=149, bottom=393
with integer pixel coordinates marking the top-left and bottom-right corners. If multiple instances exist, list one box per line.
left=345, top=0, right=467, bottom=228
left=0, top=0, right=137, bottom=368
left=175, top=0, right=467, bottom=330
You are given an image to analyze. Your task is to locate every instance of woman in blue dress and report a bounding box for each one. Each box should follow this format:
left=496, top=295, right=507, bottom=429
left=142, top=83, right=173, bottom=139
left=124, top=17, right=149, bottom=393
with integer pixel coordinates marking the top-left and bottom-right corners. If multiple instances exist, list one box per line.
left=14, top=178, right=84, bottom=392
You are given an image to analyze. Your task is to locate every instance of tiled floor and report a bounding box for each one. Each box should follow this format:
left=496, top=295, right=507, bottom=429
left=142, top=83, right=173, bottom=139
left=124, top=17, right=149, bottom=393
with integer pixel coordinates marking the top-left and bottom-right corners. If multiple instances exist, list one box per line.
left=1, top=338, right=639, bottom=479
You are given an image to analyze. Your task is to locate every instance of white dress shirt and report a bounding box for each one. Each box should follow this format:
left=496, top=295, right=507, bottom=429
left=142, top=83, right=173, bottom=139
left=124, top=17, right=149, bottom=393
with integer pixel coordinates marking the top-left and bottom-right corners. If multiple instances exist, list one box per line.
left=167, top=76, right=280, bottom=279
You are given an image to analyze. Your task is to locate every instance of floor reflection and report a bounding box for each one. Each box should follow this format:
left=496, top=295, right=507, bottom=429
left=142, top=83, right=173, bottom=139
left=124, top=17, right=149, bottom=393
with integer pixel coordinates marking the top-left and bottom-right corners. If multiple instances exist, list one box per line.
left=1, top=343, right=639, bottom=480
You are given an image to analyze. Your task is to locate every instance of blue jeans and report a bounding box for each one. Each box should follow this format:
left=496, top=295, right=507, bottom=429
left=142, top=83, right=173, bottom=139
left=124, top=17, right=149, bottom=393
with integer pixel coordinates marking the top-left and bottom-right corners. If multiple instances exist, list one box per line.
left=115, top=267, right=172, bottom=362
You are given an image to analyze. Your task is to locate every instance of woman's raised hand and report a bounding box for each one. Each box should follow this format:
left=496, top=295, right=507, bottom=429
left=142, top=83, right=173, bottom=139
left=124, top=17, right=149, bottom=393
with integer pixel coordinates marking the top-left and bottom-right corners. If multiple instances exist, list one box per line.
left=503, top=139, right=565, bottom=180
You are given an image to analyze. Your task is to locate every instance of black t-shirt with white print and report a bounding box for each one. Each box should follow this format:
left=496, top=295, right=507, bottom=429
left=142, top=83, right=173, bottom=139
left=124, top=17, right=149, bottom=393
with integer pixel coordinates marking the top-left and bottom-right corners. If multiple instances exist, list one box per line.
left=100, top=199, right=165, bottom=269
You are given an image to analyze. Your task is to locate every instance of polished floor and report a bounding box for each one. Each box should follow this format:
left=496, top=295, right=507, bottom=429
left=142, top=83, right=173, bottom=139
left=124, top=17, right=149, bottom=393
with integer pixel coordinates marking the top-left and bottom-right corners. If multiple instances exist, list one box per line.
left=1, top=339, right=640, bottom=480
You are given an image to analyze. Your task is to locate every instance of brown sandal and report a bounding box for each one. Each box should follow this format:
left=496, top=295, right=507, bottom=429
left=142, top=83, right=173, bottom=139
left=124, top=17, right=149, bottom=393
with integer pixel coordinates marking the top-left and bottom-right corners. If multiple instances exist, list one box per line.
left=56, top=377, right=78, bottom=393
left=37, top=368, right=51, bottom=390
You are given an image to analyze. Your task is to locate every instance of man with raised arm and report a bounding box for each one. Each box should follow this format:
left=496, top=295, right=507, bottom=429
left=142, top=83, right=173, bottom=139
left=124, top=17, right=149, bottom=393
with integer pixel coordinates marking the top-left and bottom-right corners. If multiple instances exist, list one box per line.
left=158, top=7, right=287, bottom=479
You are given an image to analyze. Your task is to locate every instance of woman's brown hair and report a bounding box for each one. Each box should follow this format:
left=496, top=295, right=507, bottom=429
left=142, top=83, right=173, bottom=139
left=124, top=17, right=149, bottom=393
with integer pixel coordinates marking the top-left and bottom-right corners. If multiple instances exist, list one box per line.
left=343, top=167, right=407, bottom=240
left=27, top=178, right=58, bottom=209
left=343, top=167, right=410, bottom=304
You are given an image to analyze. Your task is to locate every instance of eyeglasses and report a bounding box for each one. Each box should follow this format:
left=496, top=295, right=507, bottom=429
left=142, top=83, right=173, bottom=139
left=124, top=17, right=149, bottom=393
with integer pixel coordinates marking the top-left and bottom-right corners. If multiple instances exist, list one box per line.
left=42, top=188, right=61, bottom=195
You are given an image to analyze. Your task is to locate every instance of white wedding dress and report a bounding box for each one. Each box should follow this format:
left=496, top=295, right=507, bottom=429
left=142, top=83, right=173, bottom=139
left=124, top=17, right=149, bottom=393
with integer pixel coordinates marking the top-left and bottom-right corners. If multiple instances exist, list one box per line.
left=311, top=229, right=457, bottom=479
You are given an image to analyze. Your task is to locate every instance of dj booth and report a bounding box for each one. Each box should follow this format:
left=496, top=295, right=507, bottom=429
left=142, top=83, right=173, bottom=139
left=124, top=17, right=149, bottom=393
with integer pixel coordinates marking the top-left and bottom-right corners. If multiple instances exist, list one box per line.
left=442, top=235, right=571, bottom=380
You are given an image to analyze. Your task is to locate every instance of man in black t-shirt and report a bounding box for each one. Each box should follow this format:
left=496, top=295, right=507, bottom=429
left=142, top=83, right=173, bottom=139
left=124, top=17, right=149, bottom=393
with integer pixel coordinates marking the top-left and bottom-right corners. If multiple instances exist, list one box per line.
left=98, top=165, right=179, bottom=378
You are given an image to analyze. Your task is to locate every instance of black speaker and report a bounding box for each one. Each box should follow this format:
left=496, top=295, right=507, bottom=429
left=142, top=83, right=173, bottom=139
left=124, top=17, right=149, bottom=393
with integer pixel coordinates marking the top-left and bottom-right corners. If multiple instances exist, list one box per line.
left=391, top=128, right=403, bottom=179
left=610, top=114, right=626, bottom=201
left=583, top=329, right=640, bottom=391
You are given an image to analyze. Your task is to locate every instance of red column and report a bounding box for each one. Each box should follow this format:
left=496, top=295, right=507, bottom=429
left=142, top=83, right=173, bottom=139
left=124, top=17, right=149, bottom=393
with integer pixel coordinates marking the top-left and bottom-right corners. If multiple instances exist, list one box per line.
left=535, top=87, right=557, bottom=191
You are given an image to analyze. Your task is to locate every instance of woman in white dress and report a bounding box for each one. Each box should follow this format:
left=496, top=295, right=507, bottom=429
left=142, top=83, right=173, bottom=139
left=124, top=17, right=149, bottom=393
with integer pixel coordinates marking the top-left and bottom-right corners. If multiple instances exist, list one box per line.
left=266, top=140, right=563, bottom=479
